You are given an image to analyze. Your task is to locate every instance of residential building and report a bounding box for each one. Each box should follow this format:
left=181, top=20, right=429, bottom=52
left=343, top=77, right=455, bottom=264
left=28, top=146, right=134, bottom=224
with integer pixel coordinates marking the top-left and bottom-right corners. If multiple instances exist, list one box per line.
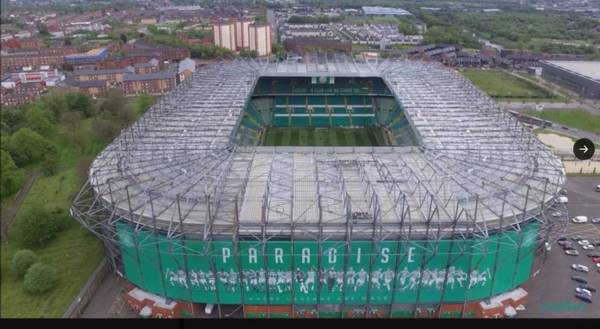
left=249, top=24, right=272, bottom=57
left=122, top=71, right=177, bottom=95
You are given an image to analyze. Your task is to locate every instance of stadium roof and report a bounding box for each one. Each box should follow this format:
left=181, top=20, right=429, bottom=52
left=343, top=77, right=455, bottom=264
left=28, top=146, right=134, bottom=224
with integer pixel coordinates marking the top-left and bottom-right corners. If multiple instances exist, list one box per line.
left=542, top=60, right=600, bottom=82
left=80, top=54, right=565, bottom=239
left=362, top=6, right=412, bottom=16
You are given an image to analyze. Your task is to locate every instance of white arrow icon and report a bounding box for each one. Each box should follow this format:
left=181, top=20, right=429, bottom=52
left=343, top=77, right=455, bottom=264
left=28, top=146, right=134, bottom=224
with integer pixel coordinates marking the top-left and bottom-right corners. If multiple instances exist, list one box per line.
left=579, top=145, right=589, bottom=153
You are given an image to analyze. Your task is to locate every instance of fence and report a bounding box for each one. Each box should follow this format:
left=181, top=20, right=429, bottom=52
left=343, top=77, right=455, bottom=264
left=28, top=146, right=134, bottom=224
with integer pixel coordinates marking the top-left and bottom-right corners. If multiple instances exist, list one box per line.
left=62, top=258, right=110, bottom=318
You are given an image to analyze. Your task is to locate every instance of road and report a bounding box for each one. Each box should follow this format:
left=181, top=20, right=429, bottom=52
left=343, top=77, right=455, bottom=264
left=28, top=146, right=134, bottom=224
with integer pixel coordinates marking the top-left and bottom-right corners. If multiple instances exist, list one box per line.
left=518, top=176, right=600, bottom=318
left=500, top=101, right=600, bottom=115
left=543, top=125, right=600, bottom=144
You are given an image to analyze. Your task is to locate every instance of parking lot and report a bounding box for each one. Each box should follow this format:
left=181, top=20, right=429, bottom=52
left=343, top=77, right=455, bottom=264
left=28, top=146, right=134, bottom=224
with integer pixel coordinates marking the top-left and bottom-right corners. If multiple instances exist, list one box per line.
left=519, top=176, right=600, bottom=318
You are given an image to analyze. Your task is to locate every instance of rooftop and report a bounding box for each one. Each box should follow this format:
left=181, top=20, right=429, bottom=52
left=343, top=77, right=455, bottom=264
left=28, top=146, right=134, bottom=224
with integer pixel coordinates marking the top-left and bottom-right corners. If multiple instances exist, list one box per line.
left=123, top=71, right=176, bottom=81
left=542, top=60, right=600, bottom=81
left=78, top=54, right=565, bottom=239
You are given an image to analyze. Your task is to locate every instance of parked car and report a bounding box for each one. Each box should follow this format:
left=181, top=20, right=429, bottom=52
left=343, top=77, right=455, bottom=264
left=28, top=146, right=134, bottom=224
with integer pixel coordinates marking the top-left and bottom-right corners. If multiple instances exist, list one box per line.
left=558, top=239, right=569, bottom=246
left=575, top=293, right=593, bottom=303
left=572, top=235, right=584, bottom=241
left=582, top=245, right=595, bottom=250
left=595, top=184, right=600, bottom=192
left=572, top=264, right=590, bottom=273
left=565, top=250, right=579, bottom=256
left=592, top=257, right=600, bottom=263
left=557, top=196, right=569, bottom=204
left=551, top=211, right=562, bottom=218
left=586, top=252, right=600, bottom=257
left=579, top=284, right=596, bottom=293
left=572, top=275, right=588, bottom=284
left=591, top=218, right=600, bottom=224
left=563, top=244, right=576, bottom=251
left=557, top=236, right=567, bottom=242
left=578, top=240, right=590, bottom=246
left=559, top=189, right=568, bottom=195
left=572, top=216, right=589, bottom=224
left=576, top=287, right=592, bottom=296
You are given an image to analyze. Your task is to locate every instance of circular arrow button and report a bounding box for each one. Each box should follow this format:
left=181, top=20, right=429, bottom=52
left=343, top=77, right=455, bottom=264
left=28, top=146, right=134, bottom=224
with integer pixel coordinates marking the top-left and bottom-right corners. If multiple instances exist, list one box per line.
left=573, top=138, right=595, bottom=160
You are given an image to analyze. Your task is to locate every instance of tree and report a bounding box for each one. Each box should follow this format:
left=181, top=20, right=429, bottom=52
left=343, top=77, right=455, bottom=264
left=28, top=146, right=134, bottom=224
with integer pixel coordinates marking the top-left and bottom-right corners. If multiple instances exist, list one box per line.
left=65, top=93, right=94, bottom=117
left=1, top=150, right=26, bottom=198
left=134, top=94, right=155, bottom=116
left=10, top=250, right=39, bottom=278
left=39, top=91, right=67, bottom=122
left=120, top=33, right=127, bottom=43
left=272, top=43, right=286, bottom=59
left=23, top=263, right=60, bottom=294
left=239, top=49, right=258, bottom=58
left=0, top=107, right=25, bottom=134
left=37, top=23, right=50, bottom=37
left=98, top=89, right=127, bottom=117
left=16, top=207, right=69, bottom=247
left=8, top=128, right=57, bottom=167
left=41, top=155, right=58, bottom=176
left=25, top=106, right=55, bottom=137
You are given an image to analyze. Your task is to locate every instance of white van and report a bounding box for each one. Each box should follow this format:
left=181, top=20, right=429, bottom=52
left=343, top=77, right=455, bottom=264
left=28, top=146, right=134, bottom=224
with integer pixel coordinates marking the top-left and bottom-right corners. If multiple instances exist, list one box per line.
left=205, top=303, right=214, bottom=315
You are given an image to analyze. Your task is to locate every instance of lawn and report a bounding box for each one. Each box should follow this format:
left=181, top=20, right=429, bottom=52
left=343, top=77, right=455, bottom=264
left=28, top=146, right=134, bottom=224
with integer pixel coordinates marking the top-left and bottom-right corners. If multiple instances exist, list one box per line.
left=261, top=127, right=386, bottom=146
left=525, top=109, right=600, bottom=135
left=0, top=169, right=104, bottom=318
left=0, top=95, right=154, bottom=317
left=462, top=69, right=563, bottom=101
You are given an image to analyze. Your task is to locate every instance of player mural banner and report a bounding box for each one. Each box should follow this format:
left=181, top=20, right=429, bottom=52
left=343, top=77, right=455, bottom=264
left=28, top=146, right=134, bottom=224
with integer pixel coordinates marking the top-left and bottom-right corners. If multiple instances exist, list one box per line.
left=117, top=222, right=538, bottom=305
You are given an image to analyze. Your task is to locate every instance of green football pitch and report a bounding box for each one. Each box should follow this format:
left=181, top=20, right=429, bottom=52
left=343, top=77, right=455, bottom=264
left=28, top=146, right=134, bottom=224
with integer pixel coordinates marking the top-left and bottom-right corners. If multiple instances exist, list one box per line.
left=260, top=127, right=387, bottom=146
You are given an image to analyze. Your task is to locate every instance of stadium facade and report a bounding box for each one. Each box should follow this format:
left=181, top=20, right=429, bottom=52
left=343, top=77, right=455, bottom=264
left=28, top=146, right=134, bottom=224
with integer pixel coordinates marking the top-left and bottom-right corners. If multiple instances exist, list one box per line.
left=71, top=54, right=567, bottom=318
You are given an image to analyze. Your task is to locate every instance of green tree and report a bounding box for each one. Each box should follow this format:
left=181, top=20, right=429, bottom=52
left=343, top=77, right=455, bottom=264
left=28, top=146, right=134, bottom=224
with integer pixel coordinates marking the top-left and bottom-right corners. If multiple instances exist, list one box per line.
left=16, top=207, right=69, bottom=247
left=39, top=91, right=68, bottom=122
left=8, top=128, right=57, bottom=167
left=239, top=49, right=258, bottom=58
left=1, top=150, right=26, bottom=198
left=134, top=94, right=155, bottom=116
left=10, top=250, right=40, bottom=278
left=272, top=43, right=286, bottom=59
left=65, top=93, right=94, bottom=117
left=41, top=155, right=58, bottom=176
left=120, top=33, right=127, bottom=43
left=37, top=23, right=50, bottom=36
left=23, top=263, right=60, bottom=294
left=24, top=106, right=55, bottom=137
left=0, top=107, right=25, bottom=134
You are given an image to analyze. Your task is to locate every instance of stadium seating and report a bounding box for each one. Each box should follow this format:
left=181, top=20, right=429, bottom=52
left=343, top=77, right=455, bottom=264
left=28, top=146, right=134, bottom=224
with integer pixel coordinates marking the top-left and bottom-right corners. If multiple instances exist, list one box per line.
left=235, top=77, right=417, bottom=146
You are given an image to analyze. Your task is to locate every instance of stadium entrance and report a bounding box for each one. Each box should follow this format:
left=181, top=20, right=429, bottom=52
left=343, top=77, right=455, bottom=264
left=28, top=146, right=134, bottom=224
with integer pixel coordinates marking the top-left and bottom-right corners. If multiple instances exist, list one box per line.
left=233, top=76, right=418, bottom=147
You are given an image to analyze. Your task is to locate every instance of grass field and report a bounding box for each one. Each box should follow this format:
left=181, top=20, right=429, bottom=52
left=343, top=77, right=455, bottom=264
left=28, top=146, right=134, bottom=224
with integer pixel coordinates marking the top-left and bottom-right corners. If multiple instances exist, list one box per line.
left=0, top=96, right=153, bottom=318
left=462, top=69, right=564, bottom=101
left=0, top=169, right=104, bottom=318
left=526, top=109, right=600, bottom=135
left=260, top=127, right=386, bottom=146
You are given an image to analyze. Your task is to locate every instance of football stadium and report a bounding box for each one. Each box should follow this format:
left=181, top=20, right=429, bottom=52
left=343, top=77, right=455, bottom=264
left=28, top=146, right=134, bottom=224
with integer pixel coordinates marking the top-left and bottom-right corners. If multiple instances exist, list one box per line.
left=71, top=54, right=567, bottom=318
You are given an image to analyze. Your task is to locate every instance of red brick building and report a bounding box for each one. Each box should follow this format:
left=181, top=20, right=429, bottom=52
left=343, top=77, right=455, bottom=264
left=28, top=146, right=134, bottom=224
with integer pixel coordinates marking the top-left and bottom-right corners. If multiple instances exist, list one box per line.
left=1, top=47, right=78, bottom=72
left=122, top=71, right=177, bottom=96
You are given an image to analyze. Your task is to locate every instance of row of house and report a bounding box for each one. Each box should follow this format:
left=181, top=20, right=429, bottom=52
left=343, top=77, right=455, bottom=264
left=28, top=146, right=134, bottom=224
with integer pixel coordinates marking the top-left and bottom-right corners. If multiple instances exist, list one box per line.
left=63, top=58, right=195, bottom=97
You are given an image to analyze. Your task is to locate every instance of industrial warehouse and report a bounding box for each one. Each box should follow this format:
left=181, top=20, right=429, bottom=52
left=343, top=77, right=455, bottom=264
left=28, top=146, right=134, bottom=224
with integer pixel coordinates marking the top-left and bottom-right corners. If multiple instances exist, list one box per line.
left=70, top=53, right=568, bottom=318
